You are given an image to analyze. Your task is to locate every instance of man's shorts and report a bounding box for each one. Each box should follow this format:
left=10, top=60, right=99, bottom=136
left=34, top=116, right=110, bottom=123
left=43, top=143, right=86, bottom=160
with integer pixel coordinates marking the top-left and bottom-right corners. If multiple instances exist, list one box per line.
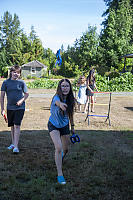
left=48, top=121, right=70, bottom=136
left=7, top=109, right=25, bottom=127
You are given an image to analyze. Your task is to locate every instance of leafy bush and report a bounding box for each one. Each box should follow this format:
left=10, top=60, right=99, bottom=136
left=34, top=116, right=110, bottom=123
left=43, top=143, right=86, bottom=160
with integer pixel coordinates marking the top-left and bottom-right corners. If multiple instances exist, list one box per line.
left=27, top=75, right=33, bottom=79
left=26, top=72, right=133, bottom=92
left=108, top=71, right=120, bottom=79
left=102, top=72, right=133, bottom=92
left=27, top=78, right=59, bottom=89
left=45, top=74, right=64, bottom=79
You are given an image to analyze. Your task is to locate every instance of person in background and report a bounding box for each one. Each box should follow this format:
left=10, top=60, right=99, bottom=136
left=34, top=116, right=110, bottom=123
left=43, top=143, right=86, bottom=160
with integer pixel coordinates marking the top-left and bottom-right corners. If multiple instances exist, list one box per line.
left=48, top=79, right=75, bottom=185
left=77, top=75, right=87, bottom=112
left=84, top=69, right=98, bottom=113
left=1, top=65, right=29, bottom=153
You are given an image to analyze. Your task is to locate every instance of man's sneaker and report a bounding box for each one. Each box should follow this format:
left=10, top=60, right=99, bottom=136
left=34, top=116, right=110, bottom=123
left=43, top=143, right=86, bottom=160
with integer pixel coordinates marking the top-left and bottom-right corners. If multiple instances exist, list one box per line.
left=7, top=144, right=14, bottom=150
left=13, top=147, right=19, bottom=153
left=57, top=176, right=66, bottom=185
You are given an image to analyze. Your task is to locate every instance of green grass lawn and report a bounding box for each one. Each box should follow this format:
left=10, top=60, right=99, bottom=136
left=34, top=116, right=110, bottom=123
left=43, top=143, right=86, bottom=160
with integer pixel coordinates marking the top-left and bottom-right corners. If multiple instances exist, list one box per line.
left=0, top=130, right=133, bottom=200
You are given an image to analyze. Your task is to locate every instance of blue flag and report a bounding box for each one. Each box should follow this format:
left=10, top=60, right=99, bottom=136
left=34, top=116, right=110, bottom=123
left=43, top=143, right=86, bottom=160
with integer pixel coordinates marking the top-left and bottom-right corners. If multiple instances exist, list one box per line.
left=55, top=49, right=62, bottom=67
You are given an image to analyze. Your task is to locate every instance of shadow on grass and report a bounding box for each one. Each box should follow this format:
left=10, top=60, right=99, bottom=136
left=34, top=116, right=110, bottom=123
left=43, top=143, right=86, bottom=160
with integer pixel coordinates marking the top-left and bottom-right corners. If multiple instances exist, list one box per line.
left=0, top=129, right=133, bottom=200
left=124, top=106, right=133, bottom=111
left=41, top=106, right=50, bottom=110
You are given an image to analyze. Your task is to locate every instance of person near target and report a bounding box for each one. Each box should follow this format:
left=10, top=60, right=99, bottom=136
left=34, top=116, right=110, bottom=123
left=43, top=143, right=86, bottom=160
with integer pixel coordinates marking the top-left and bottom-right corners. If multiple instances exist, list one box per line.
left=77, top=75, right=87, bottom=112
left=84, top=69, right=98, bottom=113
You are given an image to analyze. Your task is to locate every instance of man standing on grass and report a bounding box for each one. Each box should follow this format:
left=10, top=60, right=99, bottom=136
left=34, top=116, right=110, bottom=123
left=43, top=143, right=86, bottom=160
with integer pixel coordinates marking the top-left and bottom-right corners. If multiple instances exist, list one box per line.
left=1, top=65, right=29, bottom=153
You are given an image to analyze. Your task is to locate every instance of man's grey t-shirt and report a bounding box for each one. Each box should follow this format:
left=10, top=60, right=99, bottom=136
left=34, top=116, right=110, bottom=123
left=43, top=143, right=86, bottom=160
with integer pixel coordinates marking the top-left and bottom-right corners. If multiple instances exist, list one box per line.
left=1, top=79, right=28, bottom=110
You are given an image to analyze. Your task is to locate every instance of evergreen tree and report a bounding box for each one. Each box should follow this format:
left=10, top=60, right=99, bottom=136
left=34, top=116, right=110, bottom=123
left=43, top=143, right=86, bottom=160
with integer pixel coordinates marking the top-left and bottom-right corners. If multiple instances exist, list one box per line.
left=20, top=32, right=31, bottom=63
left=28, top=26, right=44, bottom=62
left=29, top=25, right=37, bottom=42
left=97, top=0, right=133, bottom=74
left=0, top=11, right=22, bottom=65
left=60, top=44, right=64, bottom=52
left=74, top=25, right=99, bottom=71
left=62, top=25, right=99, bottom=75
left=43, top=48, right=56, bottom=73
left=0, top=48, right=8, bottom=77
left=103, top=0, right=133, bottom=43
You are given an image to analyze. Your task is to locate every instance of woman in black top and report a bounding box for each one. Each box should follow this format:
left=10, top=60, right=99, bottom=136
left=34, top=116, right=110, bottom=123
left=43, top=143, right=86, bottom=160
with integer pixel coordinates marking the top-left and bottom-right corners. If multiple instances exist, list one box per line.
left=84, top=69, right=98, bottom=113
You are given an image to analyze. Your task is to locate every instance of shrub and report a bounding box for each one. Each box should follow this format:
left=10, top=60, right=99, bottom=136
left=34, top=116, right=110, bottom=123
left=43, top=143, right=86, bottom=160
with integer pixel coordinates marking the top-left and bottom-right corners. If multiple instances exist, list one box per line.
left=26, top=72, right=133, bottom=92
left=108, top=71, right=120, bottom=79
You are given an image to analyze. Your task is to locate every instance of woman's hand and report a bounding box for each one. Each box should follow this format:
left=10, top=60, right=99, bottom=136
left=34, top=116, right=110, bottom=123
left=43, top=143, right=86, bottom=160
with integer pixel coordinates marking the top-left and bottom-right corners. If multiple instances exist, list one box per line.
left=71, top=125, right=75, bottom=133
left=59, top=102, right=67, bottom=111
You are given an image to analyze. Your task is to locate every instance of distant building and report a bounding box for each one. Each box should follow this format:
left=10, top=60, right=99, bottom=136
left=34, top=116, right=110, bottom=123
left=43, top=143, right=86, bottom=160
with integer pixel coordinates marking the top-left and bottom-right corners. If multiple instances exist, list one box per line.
left=21, top=60, right=48, bottom=78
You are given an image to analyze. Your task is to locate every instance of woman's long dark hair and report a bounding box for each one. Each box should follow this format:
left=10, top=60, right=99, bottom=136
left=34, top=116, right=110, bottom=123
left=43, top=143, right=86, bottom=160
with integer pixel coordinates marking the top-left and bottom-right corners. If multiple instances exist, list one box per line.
left=55, top=79, right=75, bottom=119
left=88, top=69, right=95, bottom=84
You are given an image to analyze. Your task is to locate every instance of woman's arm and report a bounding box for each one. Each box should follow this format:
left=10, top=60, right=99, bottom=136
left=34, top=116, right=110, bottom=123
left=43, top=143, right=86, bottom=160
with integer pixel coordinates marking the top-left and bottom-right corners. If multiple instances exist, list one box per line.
left=87, top=85, right=94, bottom=92
left=55, top=100, right=67, bottom=111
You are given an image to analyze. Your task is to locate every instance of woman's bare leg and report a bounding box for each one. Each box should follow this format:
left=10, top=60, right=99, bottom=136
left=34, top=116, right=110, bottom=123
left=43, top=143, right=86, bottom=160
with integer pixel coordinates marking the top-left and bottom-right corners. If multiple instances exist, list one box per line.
left=50, top=130, right=63, bottom=176
left=91, top=96, right=95, bottom=112
left=61, top=135, right=70, bottom=160
left=84, top=96, right=90, bottom=113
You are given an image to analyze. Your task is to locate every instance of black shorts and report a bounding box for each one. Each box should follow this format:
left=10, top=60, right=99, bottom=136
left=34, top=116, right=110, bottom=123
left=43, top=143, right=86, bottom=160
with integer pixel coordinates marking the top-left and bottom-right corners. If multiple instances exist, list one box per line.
left=48, top=121, right=70, bottom=136
left=86, top=88, right=94, bottom=96
left=7, top=109, right=25, bottom=127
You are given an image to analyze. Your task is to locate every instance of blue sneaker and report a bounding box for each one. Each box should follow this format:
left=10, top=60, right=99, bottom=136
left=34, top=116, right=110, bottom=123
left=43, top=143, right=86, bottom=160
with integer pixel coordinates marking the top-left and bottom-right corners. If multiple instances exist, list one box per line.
left=13, top=147, right=19, bottom=153
left=7, top=144, right=14, bottom=150
left=57, top=176, right=66, bottom=185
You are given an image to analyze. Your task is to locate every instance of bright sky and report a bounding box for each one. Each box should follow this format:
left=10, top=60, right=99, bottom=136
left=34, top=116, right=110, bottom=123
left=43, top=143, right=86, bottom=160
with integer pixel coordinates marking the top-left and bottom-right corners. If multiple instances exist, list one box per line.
left=1, top=0, right=106, bottom=53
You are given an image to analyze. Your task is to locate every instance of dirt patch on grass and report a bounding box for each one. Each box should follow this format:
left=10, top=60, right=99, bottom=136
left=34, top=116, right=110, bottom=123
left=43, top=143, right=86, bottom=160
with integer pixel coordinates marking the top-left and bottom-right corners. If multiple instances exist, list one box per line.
left=1, top=88, right=133, bottom=131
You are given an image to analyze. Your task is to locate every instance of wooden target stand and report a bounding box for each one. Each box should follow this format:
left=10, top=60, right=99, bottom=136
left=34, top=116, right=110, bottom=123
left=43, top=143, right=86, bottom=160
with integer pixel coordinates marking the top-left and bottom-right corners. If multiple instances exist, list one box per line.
left=85, top=92, right=112, bottom=126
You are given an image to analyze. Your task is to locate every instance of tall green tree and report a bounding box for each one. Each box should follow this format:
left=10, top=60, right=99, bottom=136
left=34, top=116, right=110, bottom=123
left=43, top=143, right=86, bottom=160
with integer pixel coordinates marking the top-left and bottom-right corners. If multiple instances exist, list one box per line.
left=97, top=0, right=133, bottom=74
left=43, top=48, right=56, bottom=73
left=0, top=11, right=22, bottom=65
left=9, top=37, right=23, bottom=65
left=0, top=13, right=46, bottom=76
left=20, top=32, right=31, bottom=63
left=28, top=26, right=44, bottom=62
left=103, top=0, right=133, bottom=43
left=0, top=48, right=8, bottom=76
left=61, top=25, right=99, bottom=76
left=74, top=25, right=99, bottom=71
left=29, top=25, right=37, bottom=42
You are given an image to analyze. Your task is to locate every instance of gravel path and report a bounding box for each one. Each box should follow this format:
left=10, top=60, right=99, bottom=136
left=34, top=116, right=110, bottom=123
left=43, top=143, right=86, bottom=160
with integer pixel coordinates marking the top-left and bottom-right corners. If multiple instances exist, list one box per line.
left=29, top=92, right=133, bottom=98
left=110, top=92, right=133, bottom=96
